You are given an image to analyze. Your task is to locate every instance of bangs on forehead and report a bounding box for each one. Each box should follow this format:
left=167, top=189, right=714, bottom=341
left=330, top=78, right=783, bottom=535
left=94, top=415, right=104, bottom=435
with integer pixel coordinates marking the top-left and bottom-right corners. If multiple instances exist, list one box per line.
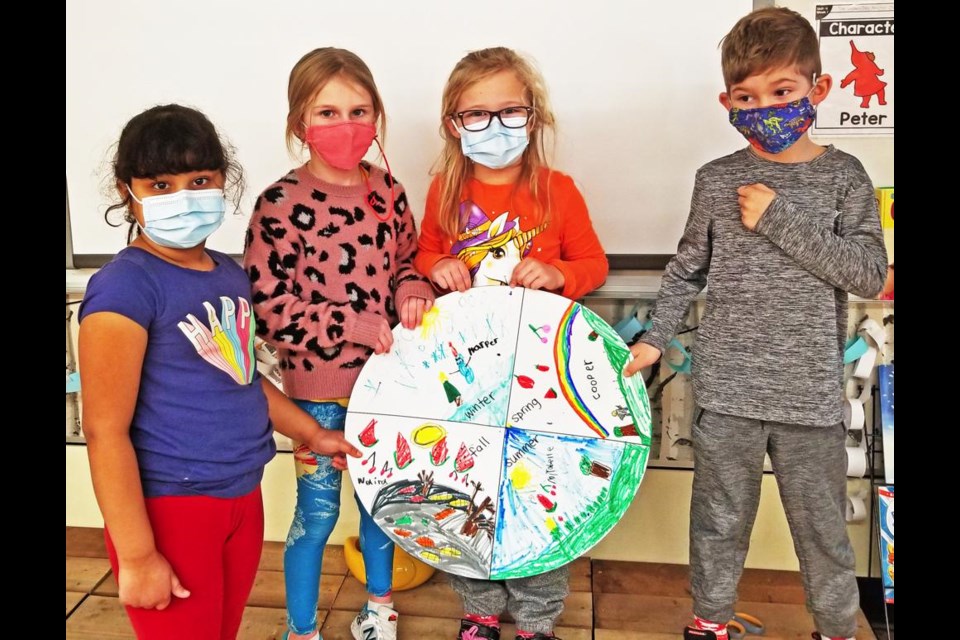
left=315, top=73, right=375, bottom=106
left=129, top=134, right=225, bottom=179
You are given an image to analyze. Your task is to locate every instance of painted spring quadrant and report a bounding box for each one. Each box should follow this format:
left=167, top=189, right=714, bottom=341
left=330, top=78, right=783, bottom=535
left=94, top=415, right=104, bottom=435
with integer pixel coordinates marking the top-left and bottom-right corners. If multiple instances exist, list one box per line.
left=346, top=287, right=651, bottom=579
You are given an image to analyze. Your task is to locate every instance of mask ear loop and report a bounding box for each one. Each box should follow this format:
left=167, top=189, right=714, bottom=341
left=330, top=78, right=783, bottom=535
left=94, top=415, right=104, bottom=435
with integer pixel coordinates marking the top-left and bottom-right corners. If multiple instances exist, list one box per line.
left=126, top=184, right=144, bottom=205
left=365, top=136, right=395, bottom=223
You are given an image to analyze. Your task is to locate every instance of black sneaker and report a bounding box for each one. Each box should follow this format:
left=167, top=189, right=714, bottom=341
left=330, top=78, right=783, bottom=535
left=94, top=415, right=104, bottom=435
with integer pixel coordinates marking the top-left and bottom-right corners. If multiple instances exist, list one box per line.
left=457, top=619, right=500, bottom=640
left=684, top=627, right=722, bottom=640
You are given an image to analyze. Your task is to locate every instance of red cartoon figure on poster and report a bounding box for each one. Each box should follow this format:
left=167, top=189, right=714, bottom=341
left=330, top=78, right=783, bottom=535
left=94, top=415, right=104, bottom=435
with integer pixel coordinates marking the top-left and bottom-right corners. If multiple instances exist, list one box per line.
left=840, top=40, right=888, bottom=108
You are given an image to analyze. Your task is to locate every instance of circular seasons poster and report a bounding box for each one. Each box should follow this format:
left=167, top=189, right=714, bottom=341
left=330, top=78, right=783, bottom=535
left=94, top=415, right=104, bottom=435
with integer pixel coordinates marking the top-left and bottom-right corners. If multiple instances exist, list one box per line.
left=345, top=286, right=651, bottom=579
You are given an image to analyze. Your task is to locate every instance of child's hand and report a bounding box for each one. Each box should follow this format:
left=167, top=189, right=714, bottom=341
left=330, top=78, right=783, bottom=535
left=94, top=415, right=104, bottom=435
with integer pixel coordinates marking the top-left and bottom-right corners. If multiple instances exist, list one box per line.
left=430, top=258, right=472, bottom=292
left=371, top=317, right=394, bottom=355
left=623, top=342, right=662, bottom=378
left=400, top=296, right=433, bottom=330
left=737, top=183, right=776, bottom=231
left=509, top=258, right=565, bottom=291
left=307, top=429, right=363, bottom=471
left=118, top=550, right=190, bottom=610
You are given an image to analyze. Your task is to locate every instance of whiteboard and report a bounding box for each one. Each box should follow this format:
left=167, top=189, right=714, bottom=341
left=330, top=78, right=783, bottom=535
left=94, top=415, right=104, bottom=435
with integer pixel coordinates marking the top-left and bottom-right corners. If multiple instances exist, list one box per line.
left=66, top=0, right=749, bottom=257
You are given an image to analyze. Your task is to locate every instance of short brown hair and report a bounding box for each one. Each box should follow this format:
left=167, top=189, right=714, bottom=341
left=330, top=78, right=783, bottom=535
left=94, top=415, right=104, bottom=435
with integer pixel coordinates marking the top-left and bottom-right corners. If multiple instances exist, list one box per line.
left=721, top=7, right=821, bottom=89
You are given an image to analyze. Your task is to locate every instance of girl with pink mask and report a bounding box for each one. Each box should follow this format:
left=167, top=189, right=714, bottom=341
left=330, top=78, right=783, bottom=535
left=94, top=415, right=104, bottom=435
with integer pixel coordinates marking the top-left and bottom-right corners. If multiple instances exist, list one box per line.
left=243, top=48, right=434, bottom=640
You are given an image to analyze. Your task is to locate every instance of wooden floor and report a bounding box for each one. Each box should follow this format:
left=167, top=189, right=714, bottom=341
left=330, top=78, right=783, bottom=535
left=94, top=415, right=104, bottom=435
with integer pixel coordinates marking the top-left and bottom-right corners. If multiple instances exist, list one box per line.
left=66, top=527, right=877, bottom=639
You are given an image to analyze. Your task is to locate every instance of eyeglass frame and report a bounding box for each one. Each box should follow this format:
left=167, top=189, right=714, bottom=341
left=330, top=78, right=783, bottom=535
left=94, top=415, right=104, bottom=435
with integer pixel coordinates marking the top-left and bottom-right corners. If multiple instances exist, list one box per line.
left=449, top=106, right=534, bottom=132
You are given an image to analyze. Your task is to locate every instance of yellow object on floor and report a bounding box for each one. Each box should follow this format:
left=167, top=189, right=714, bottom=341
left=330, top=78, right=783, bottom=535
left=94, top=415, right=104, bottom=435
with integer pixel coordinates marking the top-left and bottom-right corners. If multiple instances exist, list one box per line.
left=344, top=535, right=435, bottom=591
left=728, top=611, right=766, bottom=638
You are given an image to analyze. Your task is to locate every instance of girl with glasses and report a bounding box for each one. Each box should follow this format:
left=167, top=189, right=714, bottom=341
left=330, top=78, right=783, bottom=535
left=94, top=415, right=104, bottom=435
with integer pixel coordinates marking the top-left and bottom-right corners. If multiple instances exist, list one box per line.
left=415, top=47, right=609, bottom=640
left=416, top=47, right=608, bottom=304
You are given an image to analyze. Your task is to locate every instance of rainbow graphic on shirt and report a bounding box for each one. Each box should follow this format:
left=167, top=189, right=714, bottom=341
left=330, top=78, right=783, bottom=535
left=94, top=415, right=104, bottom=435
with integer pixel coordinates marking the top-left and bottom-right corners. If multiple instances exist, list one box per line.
left=177, top=296, right=256, bottom=384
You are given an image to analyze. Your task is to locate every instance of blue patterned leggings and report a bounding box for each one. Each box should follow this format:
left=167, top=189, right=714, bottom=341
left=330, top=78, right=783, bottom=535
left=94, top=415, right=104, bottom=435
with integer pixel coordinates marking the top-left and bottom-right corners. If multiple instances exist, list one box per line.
left=284, top=401, right=395, bottom=635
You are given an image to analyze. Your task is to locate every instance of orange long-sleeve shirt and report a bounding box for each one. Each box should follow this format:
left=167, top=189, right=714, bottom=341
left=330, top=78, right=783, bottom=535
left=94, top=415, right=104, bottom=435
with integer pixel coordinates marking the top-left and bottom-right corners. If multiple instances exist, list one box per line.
left=415, top=169, right=609, bottom=300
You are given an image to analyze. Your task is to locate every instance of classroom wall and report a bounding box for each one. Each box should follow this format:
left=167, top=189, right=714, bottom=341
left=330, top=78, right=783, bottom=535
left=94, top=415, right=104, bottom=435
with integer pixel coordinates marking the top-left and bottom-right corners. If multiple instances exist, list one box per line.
left=65, top=0, right=752, bottom=257
left=65, top=0, right=893, bottom=265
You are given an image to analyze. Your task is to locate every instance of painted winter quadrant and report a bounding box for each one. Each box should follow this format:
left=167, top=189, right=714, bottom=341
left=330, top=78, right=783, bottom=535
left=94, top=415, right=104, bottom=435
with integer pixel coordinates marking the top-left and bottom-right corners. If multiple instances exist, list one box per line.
left=491, top=428, right=648, bottom=579
left=509, top=290, right=652, bottom=445
left=347, top=287, right=652, bottom=578
left=348, top=287, right=522, bottom=427
left=345, top=413, right=504, bottom=579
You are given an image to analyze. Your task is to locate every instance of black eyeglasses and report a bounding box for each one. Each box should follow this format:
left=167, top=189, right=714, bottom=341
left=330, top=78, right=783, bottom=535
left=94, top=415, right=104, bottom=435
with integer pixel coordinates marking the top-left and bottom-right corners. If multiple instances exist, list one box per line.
left=451, top=106, right=533, bottom=132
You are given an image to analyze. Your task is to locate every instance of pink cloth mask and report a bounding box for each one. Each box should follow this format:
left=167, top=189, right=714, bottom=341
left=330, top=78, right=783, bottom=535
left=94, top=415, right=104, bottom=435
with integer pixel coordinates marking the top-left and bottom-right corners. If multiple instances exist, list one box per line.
left=304, top=121, right=377, bottom=170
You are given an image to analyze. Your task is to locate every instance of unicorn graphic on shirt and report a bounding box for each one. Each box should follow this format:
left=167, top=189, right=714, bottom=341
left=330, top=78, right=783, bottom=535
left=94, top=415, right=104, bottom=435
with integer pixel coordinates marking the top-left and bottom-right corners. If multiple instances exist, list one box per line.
left=450, top=201, right=545, bottom=288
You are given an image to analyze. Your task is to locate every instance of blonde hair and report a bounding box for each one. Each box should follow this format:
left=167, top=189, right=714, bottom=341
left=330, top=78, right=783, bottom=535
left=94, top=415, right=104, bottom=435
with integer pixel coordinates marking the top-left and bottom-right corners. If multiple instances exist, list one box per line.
left=433, top=47, right=556, bottom=240
left=721, top=7, right=821, bottom=90
left=285, top=48, right=387, bottom=156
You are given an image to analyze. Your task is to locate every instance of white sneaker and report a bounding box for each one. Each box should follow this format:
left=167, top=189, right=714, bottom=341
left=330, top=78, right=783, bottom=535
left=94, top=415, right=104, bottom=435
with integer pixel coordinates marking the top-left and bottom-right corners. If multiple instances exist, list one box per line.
left=350, top=604, right=398, bottom=640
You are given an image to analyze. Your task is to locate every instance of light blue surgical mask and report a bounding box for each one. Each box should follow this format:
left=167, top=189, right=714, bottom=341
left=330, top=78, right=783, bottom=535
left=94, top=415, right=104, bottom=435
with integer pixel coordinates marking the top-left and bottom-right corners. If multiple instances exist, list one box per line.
left=457, top=117, right=529, bottom=169
left=127, top=187, right=226, bottom=249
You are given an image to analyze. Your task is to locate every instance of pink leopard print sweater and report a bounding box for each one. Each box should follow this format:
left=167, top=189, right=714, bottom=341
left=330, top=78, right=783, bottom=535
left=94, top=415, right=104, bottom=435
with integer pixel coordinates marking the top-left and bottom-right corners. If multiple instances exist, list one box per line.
left=243, top=163, right=434, bottom=400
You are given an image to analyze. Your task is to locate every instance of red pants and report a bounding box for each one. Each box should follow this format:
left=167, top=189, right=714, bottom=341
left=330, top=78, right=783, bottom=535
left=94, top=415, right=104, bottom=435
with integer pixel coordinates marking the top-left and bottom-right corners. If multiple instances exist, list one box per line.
left=105, top=486, right=264, bottom=640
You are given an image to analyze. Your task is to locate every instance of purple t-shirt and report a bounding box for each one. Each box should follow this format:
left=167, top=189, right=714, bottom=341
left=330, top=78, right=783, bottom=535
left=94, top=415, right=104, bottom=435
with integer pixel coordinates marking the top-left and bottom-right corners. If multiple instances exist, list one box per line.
left=79, top=247, right=276, bottom=498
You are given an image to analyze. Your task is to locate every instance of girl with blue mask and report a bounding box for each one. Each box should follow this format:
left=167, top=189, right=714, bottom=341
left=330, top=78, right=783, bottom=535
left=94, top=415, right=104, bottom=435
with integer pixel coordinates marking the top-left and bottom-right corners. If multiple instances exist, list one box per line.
left=415, top=47, right=609, bottom=640
left=417, top=47, right=608, bottom=304
left=83, top=104, right=360, bottom=639
left=105, top=104, right=245, bottom=262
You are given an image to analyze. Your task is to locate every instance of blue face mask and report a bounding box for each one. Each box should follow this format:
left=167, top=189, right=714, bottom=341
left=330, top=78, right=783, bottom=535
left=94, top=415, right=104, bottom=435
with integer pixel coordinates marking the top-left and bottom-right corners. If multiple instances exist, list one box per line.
left=458, top=118, right=529, bottom=169
left=128, top=187, right=226, bottom=249
left=728, top=96, right=816, bottom=154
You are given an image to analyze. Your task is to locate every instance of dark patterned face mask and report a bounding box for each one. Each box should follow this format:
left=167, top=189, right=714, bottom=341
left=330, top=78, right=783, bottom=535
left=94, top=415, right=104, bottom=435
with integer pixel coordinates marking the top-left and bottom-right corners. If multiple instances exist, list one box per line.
left=728, top=96, right=816, bottom=154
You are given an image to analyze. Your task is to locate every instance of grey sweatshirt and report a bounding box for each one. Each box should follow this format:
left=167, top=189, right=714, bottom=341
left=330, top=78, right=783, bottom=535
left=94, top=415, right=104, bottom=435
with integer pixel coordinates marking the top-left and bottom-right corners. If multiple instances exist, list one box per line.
left=641, top=146, right=887, bottom=426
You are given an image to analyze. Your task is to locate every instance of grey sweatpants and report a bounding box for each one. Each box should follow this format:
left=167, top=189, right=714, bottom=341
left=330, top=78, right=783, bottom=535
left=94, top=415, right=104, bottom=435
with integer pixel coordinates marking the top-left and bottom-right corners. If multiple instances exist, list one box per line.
left=448, top=565, right=570, bottom=634
left=690, top=408, right=859, bottom=639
